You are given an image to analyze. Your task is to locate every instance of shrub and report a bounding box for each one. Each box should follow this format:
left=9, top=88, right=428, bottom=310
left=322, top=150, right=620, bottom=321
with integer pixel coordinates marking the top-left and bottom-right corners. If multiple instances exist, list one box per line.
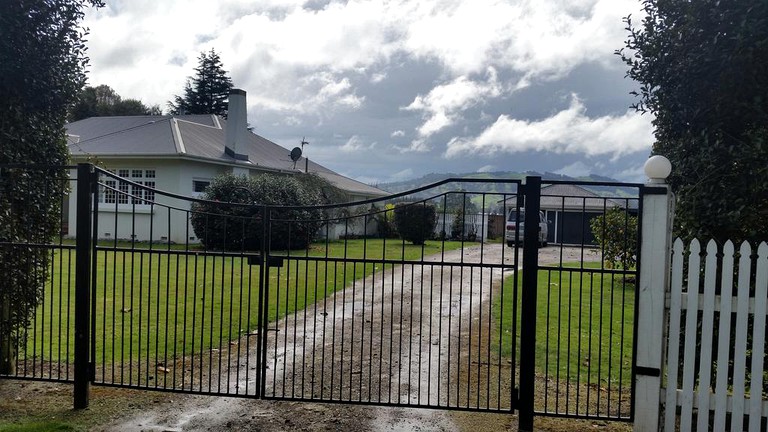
left=590, top=207, right=638, bottom=269
left=190, top=174, right=326, bottom=251
left=393, top=202, right=437, bottom=245
left=373, top=203, right=398, bottom=239
left=450, top=208, right=465, bottom=239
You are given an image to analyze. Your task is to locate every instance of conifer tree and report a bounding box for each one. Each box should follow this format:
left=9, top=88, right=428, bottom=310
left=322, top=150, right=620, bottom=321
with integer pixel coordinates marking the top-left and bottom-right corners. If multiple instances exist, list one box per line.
left=169, top=49, right=233, bottom=116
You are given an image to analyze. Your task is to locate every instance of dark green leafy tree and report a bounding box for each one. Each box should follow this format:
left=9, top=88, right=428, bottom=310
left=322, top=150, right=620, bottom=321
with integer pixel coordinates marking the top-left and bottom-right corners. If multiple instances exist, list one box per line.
left=190, top=173, right=346, bottom=251
left=69, top=84, right=161, bottom=121
left=590, top=207, right=638, bottom=270
left=168, top=49, right=233, bottom=116
left=394, top=203, right=437, bottom=245
left=619, top=0, right=768, bottom=243
left=0, top=0, right=103, bottom=374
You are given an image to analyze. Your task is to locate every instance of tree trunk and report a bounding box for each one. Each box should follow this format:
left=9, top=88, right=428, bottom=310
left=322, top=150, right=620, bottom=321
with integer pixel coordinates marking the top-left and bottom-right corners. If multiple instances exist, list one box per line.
left=0, top=298, right=16, bottom=375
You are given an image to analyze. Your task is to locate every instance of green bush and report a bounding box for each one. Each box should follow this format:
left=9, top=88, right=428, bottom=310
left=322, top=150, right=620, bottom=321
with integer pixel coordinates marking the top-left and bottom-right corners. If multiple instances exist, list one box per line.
left=373, top=203, right=397, bottom=239
left=190, top=174, right=327, bottom=251
left=393, top=202, right=436, bottom=245
left=590, top=207, right=638, bottom=269
left=0, top=0, right=101, bottom=374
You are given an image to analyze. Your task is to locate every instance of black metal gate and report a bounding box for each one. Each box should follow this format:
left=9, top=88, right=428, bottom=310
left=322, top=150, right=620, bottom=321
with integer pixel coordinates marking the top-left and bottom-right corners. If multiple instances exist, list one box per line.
left=1, top=163, right=645, bottom=428
left=259, top=180, right=523, bottom=414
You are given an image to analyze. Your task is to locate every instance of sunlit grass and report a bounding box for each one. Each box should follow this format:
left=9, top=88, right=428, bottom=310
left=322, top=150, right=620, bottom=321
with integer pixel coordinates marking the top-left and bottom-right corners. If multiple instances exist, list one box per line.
left=27, top=239, right=466, bottom=365
left=493, top=262, right=635, bottom=387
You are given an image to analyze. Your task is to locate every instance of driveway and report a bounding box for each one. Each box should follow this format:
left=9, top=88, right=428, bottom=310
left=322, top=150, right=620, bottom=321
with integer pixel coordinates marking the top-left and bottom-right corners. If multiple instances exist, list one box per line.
left=96, top=244, right=599, bottom=432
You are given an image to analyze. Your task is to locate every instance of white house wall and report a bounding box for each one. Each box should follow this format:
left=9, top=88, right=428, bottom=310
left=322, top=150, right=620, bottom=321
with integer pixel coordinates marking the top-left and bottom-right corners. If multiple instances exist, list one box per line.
left=67, top=159, right=378, bottom=245
left=68, top=159, right=226, bottom=244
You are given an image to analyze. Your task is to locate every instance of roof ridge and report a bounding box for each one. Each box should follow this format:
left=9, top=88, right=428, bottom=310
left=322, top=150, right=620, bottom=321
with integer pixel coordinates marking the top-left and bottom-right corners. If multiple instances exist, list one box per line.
left=174, top=115, right=223, bottom=130
left=171, top=118, right=187, bottom=154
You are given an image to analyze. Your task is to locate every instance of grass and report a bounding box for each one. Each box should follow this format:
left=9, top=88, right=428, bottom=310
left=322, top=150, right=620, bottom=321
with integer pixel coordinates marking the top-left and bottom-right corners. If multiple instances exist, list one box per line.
left=0, top=422, right=75, bottom=432
left=493, top=262, right=636, bottom=389
left=23, top=239, right=465, bottom=368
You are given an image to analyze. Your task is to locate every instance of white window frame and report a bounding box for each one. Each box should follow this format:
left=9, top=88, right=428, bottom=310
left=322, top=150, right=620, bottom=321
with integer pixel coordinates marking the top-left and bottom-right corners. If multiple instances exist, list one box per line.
left=99, top=168, right=157, bottom=208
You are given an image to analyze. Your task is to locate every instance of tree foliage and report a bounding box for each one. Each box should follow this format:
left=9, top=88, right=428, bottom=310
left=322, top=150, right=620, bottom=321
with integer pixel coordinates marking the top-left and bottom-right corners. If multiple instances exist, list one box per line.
left=620, top=0, right=768, bottom=243
left=590, top=208, right=638, bottom=270
left=168, top=49, right=233, bottom=116
left=69, top=84, right=161, bottom=121
left=0, top=0, right=103, bottom=373
left=190, top=173, right=346, bottom=251
left=394, top=203, right=437, bottom=245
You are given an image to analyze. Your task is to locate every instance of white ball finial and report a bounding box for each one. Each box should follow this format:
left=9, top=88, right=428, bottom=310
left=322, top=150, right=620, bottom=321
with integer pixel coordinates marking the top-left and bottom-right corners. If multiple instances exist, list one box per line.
left=644, top=155, right=672, bottom=183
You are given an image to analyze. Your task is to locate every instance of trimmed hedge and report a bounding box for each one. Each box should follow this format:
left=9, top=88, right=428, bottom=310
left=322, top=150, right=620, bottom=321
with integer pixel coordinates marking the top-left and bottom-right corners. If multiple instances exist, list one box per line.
left=393, top=202, right=436, bottom=245
left=190, top=174, right=327, bottom=251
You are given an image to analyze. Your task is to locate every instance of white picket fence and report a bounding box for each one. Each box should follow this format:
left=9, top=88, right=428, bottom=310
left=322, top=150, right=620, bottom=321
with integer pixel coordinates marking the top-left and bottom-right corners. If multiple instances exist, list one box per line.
left=663, top=239, right=768, bottom=431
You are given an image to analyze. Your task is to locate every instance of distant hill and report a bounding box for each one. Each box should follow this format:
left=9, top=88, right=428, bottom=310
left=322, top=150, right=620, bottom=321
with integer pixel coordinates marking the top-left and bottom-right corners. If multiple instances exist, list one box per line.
left=378, top=171, right=638, bottom=196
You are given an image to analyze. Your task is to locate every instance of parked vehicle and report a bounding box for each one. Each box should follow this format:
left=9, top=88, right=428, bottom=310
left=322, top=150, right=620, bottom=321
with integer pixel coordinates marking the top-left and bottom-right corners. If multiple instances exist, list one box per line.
left=506, top=208, right=548, bottom=247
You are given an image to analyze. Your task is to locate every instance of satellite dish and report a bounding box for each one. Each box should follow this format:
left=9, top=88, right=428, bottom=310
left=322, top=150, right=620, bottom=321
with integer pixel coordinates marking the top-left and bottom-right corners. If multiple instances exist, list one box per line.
left=290, top=147, right=302, bottom=162
left=290, top=146, right=303, bottom=169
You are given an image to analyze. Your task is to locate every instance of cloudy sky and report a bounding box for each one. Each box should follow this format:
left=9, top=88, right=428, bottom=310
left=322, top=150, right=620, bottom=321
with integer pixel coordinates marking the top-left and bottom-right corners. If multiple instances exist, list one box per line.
left=82, top=0, right=654, bottom=184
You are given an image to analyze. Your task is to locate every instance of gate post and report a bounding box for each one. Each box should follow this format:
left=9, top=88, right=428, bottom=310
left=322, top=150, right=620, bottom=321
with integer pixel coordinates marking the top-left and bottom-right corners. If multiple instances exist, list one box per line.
left=634, top=156, right=674, bottom=431
left=518, top=176, right=541, bottom=431
left=74, top=163, right=94, bottom=409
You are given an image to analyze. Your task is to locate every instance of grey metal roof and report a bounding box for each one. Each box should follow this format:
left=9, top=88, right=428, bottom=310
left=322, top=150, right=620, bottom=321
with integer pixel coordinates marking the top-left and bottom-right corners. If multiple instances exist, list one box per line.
left=66, top=115, right=388, bottom=198
left=497, top=184, right=635, bottom=211
left=540, top=184, right=631, bottom=211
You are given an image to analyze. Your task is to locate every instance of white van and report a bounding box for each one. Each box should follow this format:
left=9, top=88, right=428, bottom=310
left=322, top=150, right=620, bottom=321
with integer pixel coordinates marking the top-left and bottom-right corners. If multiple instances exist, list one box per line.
left=505, top=208, right=548, bottom=247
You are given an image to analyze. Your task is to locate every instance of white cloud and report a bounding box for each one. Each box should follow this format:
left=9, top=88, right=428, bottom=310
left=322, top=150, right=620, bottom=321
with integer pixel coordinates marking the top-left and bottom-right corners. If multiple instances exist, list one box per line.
left=401, top=0, right=641, bottom=78
left=401, top=138, right=431, bottom=153
left=554, top=161, right=591, bottom=177
left=340, top=135, right=375, bottom=152
left=83, top=0, right=642, bottom=111
left=390, top=130, right=405, bottom=138
left=613, top=164, right=647, bottom=183
left=404, top=68, right=503, bottom=139
left=445, top=94, right=654, bottom=159
left=477, top=165, right=496, bottom=173
left=371, top=72, right=387, bottom=83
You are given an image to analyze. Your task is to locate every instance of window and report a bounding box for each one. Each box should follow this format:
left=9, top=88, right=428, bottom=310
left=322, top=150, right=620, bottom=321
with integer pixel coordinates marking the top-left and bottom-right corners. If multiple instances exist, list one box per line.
left=104, top=180, right=117, bottom=204
left=193, top=180, right=210, bottom=193
left=99, top=168, right=157, bottom=205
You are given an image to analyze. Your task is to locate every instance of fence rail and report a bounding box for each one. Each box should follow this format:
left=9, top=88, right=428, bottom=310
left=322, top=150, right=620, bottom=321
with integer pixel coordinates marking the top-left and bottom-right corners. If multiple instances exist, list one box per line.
left=664, top=239, right=768, bottom=431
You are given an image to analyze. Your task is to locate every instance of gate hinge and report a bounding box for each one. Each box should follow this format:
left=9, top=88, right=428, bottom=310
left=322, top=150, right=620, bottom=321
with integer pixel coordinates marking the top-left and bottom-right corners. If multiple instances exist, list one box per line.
left=89, top=361, right=96, bottom=381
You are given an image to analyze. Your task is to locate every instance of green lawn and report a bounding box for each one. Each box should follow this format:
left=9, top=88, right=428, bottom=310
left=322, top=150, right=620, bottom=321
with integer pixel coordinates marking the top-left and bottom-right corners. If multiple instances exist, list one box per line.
left=26, top=239, right=465, bottom=367
left=493, top=263, right=635, bottom=388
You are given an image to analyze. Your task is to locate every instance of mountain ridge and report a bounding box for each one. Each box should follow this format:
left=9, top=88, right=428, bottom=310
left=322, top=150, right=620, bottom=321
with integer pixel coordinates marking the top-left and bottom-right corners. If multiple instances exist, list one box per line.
left=377, top=171, right=627, bottom=194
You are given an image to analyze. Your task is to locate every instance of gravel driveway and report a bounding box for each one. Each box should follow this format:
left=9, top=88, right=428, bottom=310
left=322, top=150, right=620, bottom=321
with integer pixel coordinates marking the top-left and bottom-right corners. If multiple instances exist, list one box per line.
left=97, top=244, right=598, bottom=432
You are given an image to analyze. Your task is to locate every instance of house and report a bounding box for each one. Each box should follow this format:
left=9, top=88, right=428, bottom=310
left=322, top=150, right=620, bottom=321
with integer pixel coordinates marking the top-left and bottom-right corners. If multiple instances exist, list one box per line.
left=540, top=184, right=637, bottom=245
left=65, top=89, right=388, bottom=243
left=499, top=183, right=637, bottom=246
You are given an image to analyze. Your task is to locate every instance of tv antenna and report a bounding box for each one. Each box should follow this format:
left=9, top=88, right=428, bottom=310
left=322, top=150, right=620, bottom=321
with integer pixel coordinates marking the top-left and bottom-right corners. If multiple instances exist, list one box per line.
left=300, top=137, right=309, bottom=150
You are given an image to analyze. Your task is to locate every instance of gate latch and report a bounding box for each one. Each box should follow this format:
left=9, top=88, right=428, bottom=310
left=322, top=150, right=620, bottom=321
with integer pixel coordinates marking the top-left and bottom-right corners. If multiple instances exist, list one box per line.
left=247, top=255, right=284, bottom=267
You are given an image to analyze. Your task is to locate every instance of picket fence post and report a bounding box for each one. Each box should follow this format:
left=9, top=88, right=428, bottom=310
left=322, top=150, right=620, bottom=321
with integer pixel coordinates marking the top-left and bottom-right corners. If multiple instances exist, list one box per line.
left=633, top=156, right=675, bottom=432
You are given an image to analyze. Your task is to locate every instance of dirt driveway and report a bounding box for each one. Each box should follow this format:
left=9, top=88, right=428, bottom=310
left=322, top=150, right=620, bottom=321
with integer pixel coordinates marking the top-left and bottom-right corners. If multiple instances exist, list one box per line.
left=95, top=244, right=600, bottom=432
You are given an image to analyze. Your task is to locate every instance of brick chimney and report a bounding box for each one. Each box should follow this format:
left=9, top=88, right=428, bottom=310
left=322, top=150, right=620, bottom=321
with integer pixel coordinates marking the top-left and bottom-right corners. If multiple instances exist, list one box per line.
left=225, top=88, right=249, bottom=161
